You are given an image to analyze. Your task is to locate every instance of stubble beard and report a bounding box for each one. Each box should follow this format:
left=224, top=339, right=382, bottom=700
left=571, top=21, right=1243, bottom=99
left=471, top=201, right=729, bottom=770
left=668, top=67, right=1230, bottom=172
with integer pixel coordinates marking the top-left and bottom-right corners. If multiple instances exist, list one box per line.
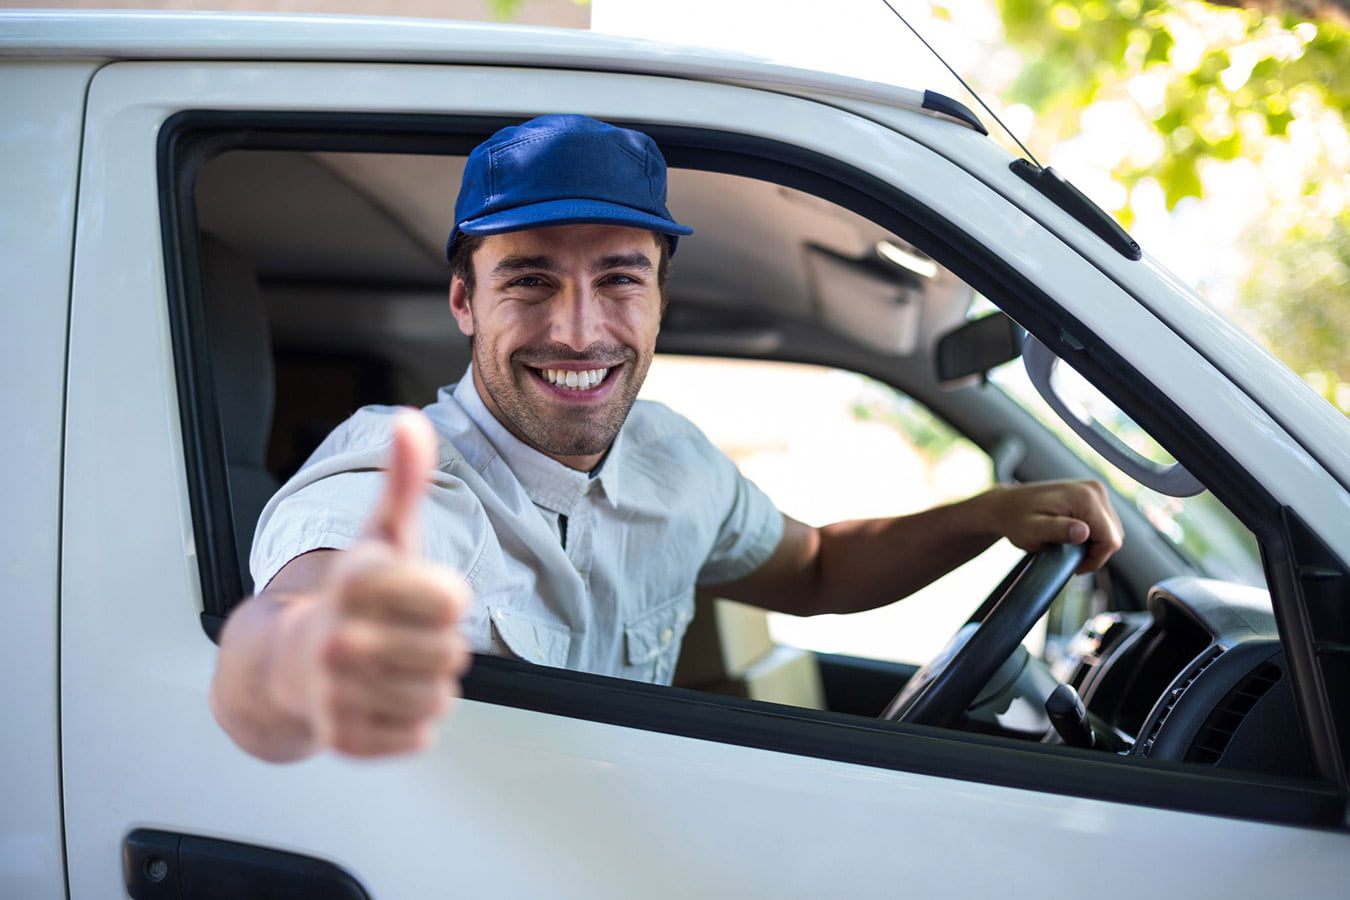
left=474, top=338, right=649, bottom=459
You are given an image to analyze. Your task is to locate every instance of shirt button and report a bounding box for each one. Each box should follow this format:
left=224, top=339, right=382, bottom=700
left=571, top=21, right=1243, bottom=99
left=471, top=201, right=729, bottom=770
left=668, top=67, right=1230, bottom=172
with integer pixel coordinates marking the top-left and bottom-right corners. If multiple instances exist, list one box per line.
left=660, top=627, right=674, bottom=646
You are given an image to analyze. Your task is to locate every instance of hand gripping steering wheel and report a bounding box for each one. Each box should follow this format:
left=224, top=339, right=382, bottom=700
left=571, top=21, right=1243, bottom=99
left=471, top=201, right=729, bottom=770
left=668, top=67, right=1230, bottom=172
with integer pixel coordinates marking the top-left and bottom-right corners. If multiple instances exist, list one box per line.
left=881, top=543, right=1086, bottom=727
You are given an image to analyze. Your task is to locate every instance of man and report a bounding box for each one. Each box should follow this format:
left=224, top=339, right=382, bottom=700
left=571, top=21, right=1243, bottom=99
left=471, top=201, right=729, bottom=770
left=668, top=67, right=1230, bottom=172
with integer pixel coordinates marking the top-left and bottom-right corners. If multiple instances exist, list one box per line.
left=210, top=115, right=1122, bottom=763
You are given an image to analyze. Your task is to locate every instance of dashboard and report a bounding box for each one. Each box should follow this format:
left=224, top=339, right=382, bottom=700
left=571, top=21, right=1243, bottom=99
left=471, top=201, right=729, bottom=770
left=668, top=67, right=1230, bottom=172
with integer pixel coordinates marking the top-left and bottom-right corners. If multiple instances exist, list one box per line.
left=1056, top=577, right=1315, bottom=777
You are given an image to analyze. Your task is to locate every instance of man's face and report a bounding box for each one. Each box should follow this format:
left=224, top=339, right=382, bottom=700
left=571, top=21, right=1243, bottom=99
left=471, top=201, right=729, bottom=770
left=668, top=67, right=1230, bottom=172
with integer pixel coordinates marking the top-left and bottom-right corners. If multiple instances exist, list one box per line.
left=449, top=224, right=665, bottom=470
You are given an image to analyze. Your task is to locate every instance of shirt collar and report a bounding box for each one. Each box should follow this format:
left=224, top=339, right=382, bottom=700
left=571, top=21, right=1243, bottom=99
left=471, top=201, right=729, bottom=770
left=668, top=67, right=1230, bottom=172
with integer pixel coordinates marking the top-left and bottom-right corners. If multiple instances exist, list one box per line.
left=452, top=365, right=625, bottom=514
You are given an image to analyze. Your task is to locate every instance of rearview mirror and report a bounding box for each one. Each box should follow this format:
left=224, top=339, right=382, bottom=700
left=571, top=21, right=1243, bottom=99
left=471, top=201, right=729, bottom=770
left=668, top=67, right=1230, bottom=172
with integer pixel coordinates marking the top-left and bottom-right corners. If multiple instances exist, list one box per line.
left=936, top=313, right=1024, bottom=386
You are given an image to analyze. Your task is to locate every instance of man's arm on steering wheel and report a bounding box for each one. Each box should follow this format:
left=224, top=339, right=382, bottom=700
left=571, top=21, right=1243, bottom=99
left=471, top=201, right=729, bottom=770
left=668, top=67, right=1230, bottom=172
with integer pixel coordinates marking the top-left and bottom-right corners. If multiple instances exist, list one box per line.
left=714, top=480, right=1123, bottom=617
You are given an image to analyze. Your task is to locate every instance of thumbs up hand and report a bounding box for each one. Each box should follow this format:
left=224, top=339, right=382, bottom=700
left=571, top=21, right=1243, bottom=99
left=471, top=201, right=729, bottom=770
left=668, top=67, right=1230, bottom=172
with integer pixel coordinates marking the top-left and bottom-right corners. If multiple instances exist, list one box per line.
left=261, top=410, right=474, bottom=759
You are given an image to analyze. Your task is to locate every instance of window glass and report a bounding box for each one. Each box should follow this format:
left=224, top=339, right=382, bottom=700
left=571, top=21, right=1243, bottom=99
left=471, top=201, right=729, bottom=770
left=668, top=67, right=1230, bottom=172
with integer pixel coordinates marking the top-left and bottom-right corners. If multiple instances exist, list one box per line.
left=952, top=296, right=1262, bottom=586
left=988, top=358, right=1265, bottom=587
left=640, top=355, right=1024, bottom=664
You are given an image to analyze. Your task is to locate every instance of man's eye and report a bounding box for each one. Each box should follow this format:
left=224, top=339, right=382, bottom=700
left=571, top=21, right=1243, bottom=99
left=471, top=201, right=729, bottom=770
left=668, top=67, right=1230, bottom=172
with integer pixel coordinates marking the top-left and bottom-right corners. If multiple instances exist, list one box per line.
left=508, top=275, right=547, bottom=288
left=603, top=274, right=640, bottom=286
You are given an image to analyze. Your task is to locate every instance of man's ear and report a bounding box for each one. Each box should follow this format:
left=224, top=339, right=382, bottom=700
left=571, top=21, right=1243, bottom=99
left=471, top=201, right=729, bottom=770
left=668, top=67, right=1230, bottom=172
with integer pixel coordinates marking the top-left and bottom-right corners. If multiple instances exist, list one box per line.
left=449, top=278, right=475, bottom=337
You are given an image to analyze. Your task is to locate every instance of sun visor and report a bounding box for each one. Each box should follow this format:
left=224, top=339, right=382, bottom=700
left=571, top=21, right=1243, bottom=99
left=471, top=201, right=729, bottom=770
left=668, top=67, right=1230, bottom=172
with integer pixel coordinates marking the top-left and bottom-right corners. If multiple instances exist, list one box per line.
left=805, top=245, right=921, bottom=355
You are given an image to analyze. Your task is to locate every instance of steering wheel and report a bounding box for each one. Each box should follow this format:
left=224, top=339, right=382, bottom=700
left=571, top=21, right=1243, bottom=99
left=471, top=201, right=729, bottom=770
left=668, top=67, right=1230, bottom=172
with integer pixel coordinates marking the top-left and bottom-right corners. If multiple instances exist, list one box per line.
left=880, top=543, right=1086, bottom=728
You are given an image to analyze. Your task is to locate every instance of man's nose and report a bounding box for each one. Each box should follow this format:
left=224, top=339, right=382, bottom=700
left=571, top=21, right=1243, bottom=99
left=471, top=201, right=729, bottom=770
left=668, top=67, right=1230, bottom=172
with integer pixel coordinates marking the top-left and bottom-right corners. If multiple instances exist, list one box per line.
left=550, top=282, right=606, bottom=350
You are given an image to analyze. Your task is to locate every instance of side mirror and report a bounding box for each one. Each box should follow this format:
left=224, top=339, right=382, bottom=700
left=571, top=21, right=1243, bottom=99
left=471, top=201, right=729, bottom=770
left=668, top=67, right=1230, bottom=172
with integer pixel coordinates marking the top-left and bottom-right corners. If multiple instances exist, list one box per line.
left=936, top=313, right=1024, bottom=386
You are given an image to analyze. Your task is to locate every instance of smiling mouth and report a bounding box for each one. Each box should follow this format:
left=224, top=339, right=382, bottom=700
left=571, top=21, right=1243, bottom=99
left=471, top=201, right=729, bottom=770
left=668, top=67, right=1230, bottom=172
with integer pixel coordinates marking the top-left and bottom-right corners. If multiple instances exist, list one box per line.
left=533, top=366, right=613, bottom=391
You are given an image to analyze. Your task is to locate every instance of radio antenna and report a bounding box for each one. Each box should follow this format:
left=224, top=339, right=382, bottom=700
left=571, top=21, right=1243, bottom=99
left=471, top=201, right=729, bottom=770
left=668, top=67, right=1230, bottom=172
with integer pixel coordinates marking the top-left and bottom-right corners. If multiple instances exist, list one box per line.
left=879, top=0, right=1042, bottom=168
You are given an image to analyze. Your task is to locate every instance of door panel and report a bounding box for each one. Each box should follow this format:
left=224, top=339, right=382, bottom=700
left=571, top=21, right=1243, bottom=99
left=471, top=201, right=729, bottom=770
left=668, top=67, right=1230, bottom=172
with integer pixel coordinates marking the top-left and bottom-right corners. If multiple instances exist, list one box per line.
left=0, top=60, right=99, bottom=900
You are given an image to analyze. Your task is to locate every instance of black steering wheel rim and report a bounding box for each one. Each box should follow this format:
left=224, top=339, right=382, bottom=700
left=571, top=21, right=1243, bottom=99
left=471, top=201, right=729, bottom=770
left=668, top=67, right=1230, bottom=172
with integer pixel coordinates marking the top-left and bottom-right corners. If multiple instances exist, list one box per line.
left=881, top=543, right=1086, bottom=728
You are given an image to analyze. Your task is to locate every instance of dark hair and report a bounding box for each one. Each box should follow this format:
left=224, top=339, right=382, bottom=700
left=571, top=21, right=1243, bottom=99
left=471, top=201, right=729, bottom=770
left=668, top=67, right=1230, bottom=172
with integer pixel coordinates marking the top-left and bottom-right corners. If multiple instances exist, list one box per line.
left=448, top=232, right=674, bottom=303
left=447, top=233, right=487, bottom=297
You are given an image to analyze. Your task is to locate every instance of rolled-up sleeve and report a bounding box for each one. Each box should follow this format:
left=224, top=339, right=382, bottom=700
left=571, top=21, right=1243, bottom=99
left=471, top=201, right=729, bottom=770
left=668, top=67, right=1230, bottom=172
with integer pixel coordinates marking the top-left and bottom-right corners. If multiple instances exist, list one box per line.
left=250, top=469, right=382, bottom=591
left=694, top=443, right=784, bottom=587
left=248, top=406, right=489, bottom=592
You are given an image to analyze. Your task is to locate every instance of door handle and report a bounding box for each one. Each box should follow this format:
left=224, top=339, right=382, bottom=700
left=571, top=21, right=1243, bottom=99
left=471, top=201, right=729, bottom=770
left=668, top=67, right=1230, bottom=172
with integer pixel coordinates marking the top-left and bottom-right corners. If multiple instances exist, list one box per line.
left=124, top=828, right=371, bottom=899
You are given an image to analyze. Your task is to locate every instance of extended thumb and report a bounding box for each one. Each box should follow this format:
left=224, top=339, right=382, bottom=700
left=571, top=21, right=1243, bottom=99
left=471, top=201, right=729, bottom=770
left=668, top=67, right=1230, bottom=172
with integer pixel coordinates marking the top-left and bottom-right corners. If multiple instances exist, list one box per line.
left=365, top=409, right=437, bottom=554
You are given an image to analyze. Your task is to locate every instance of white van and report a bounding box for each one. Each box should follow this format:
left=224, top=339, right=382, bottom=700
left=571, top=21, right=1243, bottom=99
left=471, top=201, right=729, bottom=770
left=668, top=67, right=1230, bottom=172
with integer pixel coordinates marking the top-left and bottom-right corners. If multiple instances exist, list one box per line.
left=3, top=11, right=1348, bottom=898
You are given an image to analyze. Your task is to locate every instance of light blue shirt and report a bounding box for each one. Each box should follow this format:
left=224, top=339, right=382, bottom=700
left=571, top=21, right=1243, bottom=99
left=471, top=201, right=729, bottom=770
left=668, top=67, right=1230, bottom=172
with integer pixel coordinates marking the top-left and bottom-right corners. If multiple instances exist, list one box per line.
left=251, top=369, right=784, bottom=684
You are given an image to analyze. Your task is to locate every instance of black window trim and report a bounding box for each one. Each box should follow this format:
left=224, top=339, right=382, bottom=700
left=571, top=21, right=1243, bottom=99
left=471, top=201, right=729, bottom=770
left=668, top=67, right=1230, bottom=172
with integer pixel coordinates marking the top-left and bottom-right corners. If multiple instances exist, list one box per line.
left=159, top=108, right=1346, bottom=828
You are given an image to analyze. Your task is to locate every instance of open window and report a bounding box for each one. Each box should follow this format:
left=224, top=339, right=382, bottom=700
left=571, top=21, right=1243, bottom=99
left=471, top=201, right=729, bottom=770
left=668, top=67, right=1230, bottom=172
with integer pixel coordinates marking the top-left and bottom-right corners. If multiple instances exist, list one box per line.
left=165, top=110, right=1346, bottom=827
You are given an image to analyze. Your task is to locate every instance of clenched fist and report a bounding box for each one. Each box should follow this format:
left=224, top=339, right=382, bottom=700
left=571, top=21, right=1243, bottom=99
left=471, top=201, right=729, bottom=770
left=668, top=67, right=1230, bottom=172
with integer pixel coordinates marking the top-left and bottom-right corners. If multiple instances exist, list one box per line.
left=978, top=479, right=1123, bottom=574
left=212, top=410, right=473, bottom=762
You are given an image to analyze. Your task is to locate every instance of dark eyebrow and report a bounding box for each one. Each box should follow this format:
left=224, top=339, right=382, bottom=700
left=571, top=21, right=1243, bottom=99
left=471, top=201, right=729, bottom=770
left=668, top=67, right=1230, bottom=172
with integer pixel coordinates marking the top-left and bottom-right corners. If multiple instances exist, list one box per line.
left=490, top=255, right=557, bottom=277
left=593, top=252, right=654, bottom=273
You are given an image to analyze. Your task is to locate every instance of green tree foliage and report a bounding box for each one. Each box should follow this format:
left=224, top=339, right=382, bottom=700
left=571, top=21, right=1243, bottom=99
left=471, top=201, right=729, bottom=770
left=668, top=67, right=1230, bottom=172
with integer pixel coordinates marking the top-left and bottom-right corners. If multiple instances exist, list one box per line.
left=486, top=0, right=588, bottom=21
left=1240, top=212, right=1350, bottom=409
left=996, top=0, right=1350, bottom=408
left=999, top=0, right=1349, bottom=209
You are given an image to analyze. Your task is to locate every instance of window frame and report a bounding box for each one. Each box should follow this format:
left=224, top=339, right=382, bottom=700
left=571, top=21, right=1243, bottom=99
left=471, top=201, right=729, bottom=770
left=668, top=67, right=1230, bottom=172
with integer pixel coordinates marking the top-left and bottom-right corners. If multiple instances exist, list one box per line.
left=160, top=109, right=1345, bottom=826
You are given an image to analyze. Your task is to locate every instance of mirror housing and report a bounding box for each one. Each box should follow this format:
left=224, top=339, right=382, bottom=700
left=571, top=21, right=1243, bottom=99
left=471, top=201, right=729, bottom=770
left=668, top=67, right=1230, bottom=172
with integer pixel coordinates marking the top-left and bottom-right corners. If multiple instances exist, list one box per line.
left=936, top=313, right=1024, bottom=386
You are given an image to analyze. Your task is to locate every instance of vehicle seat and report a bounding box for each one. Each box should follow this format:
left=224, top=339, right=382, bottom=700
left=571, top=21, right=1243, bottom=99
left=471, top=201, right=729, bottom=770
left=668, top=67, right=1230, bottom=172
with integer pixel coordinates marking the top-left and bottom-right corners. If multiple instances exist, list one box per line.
left=674, top=593, right=825, bottom=709
left=201, top=233, right=279, bottom=596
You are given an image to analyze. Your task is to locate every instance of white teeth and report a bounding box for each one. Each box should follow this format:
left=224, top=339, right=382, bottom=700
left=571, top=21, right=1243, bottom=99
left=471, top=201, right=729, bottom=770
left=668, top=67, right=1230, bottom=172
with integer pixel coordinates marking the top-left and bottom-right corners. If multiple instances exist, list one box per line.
left=540, top=368, right=609, bottom=390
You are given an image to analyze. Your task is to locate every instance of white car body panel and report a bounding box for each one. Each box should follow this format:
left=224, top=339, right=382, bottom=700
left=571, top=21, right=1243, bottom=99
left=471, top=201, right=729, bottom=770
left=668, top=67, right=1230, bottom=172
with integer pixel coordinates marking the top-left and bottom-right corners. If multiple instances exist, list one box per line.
left=0, top=11, right=951, bottom=123
left=0, top=59, right=96, bottom=900
left=0, top=12, right=1342, bottom=897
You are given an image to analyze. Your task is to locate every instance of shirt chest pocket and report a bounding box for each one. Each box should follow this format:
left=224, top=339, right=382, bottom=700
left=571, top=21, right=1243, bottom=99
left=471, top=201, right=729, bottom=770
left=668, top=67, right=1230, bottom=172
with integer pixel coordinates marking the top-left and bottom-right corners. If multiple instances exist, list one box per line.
left=623, top=592, right=694, bottom=685
left=487, top=603, right=573, bottom=670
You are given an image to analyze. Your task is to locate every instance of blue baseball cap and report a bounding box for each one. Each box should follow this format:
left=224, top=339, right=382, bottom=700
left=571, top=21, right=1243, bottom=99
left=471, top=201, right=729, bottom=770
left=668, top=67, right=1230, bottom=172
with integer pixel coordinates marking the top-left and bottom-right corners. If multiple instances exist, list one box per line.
left=446, top=115, right=693, bottom=259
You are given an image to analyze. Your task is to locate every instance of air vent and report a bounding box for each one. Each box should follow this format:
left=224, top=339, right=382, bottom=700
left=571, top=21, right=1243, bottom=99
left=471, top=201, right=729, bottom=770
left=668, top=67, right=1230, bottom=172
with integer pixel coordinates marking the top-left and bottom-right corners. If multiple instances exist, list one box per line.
left=1187, top=662, right=1282, bottom=766
left=1138, top=645, right=1224, bottom=758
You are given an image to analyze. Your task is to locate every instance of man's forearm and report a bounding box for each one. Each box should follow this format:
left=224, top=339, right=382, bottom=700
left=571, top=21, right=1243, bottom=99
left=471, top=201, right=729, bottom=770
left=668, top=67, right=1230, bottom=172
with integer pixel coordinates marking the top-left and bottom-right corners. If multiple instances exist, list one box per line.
left=736, top=492, right=1000, bottom=617
left=720, top=480, right=1121, bottom=618
left=807, top=494, right=1002, bottom=615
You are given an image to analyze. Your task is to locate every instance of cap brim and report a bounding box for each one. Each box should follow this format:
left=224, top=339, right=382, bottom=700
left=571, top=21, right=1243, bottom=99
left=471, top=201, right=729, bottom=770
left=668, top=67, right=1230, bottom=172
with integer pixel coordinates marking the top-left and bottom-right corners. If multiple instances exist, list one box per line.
left=457, top=198, right=694, bottom=240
